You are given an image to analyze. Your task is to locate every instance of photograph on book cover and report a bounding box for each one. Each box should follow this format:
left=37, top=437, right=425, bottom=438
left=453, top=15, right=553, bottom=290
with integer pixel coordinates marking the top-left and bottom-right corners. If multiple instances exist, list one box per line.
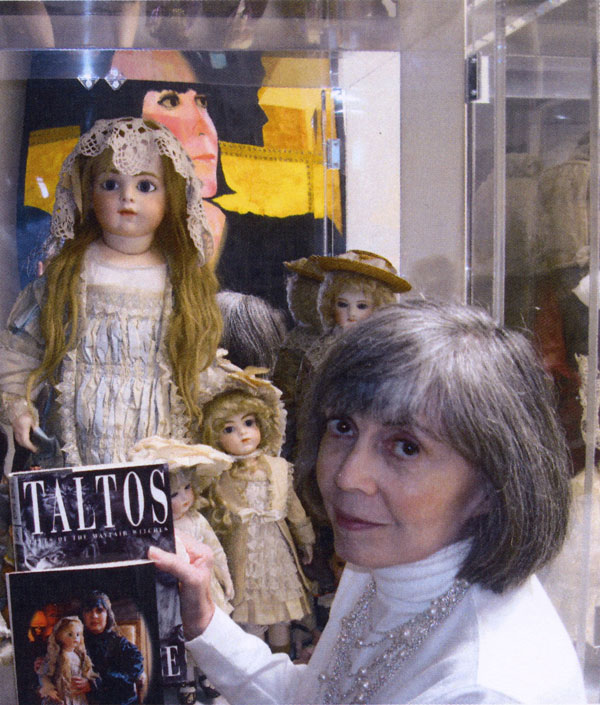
left=8, top=560, right=163, bottom=705
left=16, top=49, right=345, bottom=312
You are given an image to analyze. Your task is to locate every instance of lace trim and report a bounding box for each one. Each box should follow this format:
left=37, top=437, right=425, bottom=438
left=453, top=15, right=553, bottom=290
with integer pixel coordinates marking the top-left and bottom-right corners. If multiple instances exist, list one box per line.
left=50, top=118, right=213, bottom=265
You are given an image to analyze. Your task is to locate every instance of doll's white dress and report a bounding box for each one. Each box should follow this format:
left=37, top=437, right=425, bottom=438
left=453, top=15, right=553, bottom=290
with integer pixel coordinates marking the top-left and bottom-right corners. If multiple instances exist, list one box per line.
left=63, top=650, right=88, bottom=705
left=176, top=509, right=234, bottom=615
left=0, top=240, right=228, bottom=466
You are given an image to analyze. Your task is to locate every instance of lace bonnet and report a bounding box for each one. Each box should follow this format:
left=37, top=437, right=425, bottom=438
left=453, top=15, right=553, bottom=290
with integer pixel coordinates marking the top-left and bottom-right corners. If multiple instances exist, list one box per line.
left=50, top=117, right=213, bottom=264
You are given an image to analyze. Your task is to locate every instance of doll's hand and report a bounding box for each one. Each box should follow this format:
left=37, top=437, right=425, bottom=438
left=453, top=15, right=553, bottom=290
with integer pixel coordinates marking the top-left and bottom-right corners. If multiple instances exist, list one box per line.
left=70, top=676, right=91, bottom=695
left=149, top=534, right=216, bottom=640
left=301, top=545, right=313, bottom=565
left=13, top=413, right=37, bottom=452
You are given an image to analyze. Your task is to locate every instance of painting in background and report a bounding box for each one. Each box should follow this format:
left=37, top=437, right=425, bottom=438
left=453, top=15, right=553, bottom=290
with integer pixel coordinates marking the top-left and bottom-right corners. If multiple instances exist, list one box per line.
left=17, top=49, right=345, bottom=310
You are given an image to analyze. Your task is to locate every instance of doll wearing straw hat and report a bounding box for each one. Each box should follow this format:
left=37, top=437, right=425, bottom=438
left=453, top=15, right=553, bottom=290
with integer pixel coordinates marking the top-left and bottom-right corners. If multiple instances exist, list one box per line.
left=298, top=250, right=411, bottom=388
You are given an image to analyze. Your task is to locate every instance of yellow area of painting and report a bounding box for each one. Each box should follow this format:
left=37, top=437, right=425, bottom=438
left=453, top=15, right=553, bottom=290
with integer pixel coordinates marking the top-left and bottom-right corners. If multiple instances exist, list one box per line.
left=24, top=127, right=80, bottom=213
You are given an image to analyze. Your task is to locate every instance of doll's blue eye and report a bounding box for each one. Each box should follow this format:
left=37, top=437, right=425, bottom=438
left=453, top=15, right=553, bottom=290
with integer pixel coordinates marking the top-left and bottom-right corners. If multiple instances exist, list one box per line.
left=244, top=418, right=256, bottom=428
left=357, top=302, right=370, bottom=310
left=137, top=180, right=157, bottom=193
left=223, top=426, right=235, bottom=434
left=336, top=300, right=348, bottom=308
left=100, top=179, right=119, bottom=191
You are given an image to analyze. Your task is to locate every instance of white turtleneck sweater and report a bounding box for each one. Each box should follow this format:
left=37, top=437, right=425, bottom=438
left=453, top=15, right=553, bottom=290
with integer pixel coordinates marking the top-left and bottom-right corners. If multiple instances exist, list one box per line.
left=186, top=541, right=585, bottom=704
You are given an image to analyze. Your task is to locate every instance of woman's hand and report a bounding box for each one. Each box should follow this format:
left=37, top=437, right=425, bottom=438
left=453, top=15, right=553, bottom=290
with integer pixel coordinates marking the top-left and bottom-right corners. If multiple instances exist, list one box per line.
left=149, top=534, right=216, bottom=640
left=12, top=413, right=37, bottom=452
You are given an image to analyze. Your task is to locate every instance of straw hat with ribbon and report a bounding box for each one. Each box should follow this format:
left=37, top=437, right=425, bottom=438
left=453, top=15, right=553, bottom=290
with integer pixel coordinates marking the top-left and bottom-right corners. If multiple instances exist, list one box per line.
left=312, top=249, right=411, bottom=293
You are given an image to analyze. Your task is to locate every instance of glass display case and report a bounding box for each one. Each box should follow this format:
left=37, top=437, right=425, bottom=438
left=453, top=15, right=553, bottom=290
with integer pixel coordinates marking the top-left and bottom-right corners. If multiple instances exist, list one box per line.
left=467, top=0, right=600, bottom=698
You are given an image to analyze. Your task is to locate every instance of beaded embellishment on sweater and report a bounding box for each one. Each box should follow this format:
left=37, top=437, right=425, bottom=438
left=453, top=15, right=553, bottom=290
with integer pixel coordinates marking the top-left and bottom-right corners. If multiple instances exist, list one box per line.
left=318, top=577, right=470, bottom=704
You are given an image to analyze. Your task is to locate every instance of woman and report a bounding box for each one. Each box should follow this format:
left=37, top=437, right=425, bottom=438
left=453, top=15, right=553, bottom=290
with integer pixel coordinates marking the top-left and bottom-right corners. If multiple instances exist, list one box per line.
left=151, top=299, right=585, bottom=704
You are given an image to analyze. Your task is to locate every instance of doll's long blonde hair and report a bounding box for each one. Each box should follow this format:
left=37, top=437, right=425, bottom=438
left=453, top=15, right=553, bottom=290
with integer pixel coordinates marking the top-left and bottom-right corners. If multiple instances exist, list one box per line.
left=44, top=616, right=96, bottom=700
left=25, top=147, right=222, bottom=428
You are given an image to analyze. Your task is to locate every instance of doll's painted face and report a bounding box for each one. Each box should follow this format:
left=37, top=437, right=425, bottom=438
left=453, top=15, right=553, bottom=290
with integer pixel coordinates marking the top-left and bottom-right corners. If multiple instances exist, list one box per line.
left=171, top=481, right=194, bottom=521
left=92, top=152, right=166, bottom=243
left=57, top=621, right=83, bottom=652
left=143, top=88, right=218, bottom=198
left=334, top=289, right=374, bottom=329
left=219, top=412, right=262, bottom=456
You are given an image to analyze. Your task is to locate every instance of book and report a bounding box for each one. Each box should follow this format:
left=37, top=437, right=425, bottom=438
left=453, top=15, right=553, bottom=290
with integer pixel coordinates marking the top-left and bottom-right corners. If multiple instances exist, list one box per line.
left=8, top=560, right=164, bottom=705
left=8, top=462, right=187, bottom=688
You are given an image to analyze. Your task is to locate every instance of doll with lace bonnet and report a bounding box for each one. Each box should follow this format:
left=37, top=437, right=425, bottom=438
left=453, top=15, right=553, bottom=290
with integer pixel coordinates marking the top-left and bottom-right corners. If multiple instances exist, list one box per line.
left=38, top=616, right=96, bottom=705
left=0, top=117, right=225, bottom=467
left=128, top=435, right=235, bottom=615
left=200, top=369, right=315, bottom=651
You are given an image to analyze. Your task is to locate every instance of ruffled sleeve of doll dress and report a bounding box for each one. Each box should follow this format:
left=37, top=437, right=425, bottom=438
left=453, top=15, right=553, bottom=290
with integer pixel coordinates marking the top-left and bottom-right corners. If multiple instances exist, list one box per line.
left=56, top=240, right=192, bottom=466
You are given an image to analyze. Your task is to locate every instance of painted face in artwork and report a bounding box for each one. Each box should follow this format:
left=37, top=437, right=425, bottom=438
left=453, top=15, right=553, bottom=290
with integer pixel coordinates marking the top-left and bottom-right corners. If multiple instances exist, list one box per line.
left=219, top=413, right=262, bottom=456
left=142, top=88, right=219, bottom=198
left=92, top=152, right=166, bottom=244
left=334, top=289, right=374, bottom=329
left=57, top=622, right=83, bottom=652
left=317, top=412, right=487, bottom=569
left=171, top=482, right=195, bottom=521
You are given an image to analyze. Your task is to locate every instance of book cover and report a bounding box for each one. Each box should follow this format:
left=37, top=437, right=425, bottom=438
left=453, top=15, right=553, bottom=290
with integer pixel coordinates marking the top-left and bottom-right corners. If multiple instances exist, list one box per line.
left=9, top=462, right=187, bottom=687
left=9, top=462, right=174, bottom=570
left=8, top=560, right=164, bottom=705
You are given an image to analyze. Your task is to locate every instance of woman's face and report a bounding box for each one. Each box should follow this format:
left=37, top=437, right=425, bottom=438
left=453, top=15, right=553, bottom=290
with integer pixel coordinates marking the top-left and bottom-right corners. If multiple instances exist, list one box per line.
left=58, top=622, right=83, bottom=652
left=218, top=412, right=261, bottom=456
left=334, top=289, right=374, bottom=329
left=142, top=88, right=219, bottom=198
left=171, top=482, right=194, bottom=521
left=92, top=153, right=166, bottom=242
left=83, top=606, right=108, bottom=635
left=317, top=412, right=487, bottom=569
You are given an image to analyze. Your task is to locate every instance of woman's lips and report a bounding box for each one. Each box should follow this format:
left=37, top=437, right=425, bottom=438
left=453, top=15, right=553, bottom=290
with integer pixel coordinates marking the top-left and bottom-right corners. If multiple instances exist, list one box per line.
left=334, top=509, right=387, bottom=531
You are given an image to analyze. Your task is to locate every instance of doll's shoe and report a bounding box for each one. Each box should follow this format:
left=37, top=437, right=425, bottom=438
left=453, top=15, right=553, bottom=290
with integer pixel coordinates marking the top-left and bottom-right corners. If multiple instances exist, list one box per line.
left=198, top=676, right=220, bottom=700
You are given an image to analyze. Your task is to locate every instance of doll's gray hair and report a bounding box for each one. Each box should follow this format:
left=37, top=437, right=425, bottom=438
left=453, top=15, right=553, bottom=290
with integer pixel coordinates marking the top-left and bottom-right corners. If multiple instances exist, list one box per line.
left=297, top=298, right=571, bottom=594
left=50, top=117, right=213, bottom=264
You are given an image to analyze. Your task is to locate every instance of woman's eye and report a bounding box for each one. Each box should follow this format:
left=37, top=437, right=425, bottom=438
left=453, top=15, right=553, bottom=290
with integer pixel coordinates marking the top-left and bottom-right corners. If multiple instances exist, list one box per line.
left=392, top=439, right=420, bottom=459
left=326, top=418, right=353, bottom=436
left=100, top=178, right=119, bottom=191
left=195, top=94, right=209, bottom=109
left=137, top=180, right=157, bottom=193
left=157, top=92, right=180, bottom=109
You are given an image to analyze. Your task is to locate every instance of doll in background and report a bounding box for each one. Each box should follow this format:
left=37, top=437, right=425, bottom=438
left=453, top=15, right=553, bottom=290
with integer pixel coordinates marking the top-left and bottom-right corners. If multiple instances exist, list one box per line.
left=0, top=117, right=224, bottom=468
left=272, top=257, right=323, bottom=459
left=201, top=369, right=315, bottom=653
left=297, top=249, right=411, bottom=403
left=38, top=616, right=96, bottom=705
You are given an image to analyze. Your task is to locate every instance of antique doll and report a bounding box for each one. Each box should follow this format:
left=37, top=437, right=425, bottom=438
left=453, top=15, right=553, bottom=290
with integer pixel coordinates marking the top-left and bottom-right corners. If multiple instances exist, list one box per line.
left=38, top=616, right=96, bottom=705
left=272, top=257, right=324, bottom=459
left=0, top=117, right=226, bottom=468
left=128, top=435, right=235, bottom=615
left=297, top=249, right=411, bottom=409
left=200, top=369, right=315, bottom=652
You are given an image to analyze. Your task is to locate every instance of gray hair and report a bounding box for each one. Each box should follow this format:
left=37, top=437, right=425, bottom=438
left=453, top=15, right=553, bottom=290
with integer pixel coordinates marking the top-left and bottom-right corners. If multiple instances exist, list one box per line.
left=297, top=298, right=571, bottom=593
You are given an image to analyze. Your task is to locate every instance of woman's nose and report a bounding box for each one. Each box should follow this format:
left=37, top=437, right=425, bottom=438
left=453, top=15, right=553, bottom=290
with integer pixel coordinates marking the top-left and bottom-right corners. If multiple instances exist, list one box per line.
left=334, top=441, right=377, bottom=495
